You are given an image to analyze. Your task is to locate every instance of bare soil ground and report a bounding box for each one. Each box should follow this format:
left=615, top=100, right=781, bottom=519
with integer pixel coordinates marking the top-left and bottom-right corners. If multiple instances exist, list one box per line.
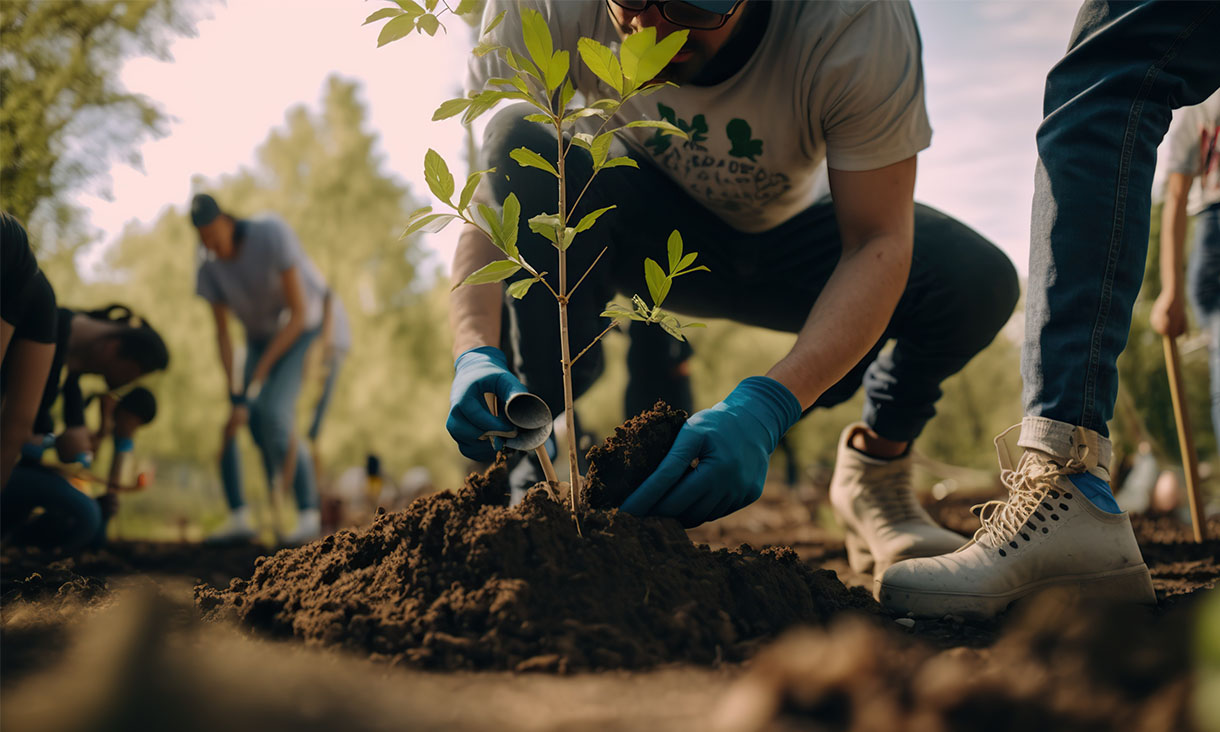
left=2, top=408, right=1217, bottom=731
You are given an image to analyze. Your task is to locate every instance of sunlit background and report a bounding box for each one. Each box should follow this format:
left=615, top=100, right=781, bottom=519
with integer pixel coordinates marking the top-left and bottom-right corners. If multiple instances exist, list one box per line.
left=5, top=0, right=1212, bottom=540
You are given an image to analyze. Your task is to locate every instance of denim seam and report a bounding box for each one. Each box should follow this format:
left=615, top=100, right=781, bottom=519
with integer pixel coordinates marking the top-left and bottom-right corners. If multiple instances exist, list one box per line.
left=1082, top=12, right=1201, bottom=430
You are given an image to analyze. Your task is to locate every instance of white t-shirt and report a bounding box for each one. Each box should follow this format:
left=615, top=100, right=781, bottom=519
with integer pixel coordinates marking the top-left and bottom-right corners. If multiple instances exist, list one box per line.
left=1165, top=89, right=1220, bottom=216
left=469, top=0, right=931, bottom=233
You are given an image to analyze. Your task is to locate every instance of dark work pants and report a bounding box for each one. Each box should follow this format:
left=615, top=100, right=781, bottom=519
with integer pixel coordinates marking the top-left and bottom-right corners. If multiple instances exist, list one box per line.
left=485, top=104, right=1020, bottom=443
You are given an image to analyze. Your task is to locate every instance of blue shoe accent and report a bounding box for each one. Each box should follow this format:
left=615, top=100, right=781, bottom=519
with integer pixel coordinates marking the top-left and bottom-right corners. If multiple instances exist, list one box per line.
left=1066, top=472, right=1121, bottom=514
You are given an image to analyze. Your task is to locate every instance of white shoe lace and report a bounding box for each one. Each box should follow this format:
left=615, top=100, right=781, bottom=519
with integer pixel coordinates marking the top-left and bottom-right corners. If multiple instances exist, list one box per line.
left=971, top=443, right=1088, bottom=550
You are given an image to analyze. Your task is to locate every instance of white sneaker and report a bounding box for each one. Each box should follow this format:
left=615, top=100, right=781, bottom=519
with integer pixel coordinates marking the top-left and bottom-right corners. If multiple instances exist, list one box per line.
left=879, top=424, right=1156, bottom=619
left=281, top=508, right=322, bottom=546
left=829, top=423, right=968, bottom=579
left=205, top=507, right=256, bottom=544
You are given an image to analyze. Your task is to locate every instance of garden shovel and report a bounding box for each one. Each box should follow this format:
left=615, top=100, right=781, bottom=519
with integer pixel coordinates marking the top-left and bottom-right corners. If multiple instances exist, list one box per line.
left=481, top=391, right=559, bottom=484
left=1163, top=334, right=1207, bottom=542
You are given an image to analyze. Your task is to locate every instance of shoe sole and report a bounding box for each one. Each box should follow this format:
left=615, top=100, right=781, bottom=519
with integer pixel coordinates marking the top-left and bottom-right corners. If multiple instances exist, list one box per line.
left=879, top=563, right=1157, bottom=620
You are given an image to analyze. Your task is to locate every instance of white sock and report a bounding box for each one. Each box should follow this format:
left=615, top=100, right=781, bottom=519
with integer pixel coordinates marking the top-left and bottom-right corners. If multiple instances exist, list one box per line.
left=230, top=506, right=252, bottom=529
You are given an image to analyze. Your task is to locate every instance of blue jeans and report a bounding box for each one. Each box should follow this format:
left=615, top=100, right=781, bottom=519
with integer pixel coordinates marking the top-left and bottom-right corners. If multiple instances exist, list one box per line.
left=1023, top=1, right=1220, bottom=444
left=221, top=329, right=319, bottom=510
left=484, top=104, right=1019, bottom=443
left=1190, top=204, right=1220, bottom=454
left=1, top=464, right=102, bottom=553
left=307, top=348, right=346, bottom=441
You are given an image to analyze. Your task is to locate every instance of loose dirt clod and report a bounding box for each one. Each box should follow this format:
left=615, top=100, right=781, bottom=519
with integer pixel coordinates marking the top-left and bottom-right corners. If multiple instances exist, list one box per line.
left=196, top=408, right=874, bottom=671
left=584, top=401, right=688, bottom=510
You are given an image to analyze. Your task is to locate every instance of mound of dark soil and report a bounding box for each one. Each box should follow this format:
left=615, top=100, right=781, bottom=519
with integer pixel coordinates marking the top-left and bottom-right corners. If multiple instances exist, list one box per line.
left=196, top=408, right=874, bottom=672
left=584, top=401, right=687, bottom=510
left=722, top=589, right=1207, bottom=732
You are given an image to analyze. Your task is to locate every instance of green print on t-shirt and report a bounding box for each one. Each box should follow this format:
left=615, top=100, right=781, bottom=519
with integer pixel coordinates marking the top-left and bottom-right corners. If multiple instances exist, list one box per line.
left=726, top=118, right=763, bottom=161
left=645, top=103, right=709, bottom=154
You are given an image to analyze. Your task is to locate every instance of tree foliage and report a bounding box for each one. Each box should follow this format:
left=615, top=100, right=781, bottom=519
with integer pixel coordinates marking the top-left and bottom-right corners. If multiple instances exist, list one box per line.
left=0, top=0, right=198, bottom=240
left=52, top=76, right=461, bottom=515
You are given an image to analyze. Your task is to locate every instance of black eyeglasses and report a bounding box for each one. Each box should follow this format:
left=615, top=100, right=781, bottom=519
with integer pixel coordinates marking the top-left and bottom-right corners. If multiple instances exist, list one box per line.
left=605, top=0, right=743, bottom=30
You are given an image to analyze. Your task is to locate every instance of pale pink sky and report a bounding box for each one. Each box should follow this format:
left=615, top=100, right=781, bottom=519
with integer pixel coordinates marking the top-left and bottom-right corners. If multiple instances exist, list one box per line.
left=75, top=0, right=1172, bottom=281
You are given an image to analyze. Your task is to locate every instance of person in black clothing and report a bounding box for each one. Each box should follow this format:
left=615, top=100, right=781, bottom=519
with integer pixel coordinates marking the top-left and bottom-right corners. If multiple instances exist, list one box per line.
left=1, top=304, right=168, bottom=553
left=1, top=212, right=58, bottom=487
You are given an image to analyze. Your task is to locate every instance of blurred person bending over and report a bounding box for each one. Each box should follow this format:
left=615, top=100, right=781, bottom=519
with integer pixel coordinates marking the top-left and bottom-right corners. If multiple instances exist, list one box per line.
left=1, top=304, right=168, bottom=553
left=1150, top=89, right=1220, bottom=456
left=191, top=193, right=345, bottom=545
left=880, top=0, right=1220, bottom=619
left=447, top=0, right=1018, bottom=581
left=1, top=212, right=58, bottom=488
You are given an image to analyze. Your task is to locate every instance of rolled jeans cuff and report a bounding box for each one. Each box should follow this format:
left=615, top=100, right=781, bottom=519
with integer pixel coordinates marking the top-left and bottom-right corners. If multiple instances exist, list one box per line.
left=1018, top=416, right=1112, bottom=474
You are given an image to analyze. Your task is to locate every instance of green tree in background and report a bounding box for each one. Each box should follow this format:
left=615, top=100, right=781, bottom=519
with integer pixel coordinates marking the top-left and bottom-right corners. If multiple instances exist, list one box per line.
left=0, top=0, right=198, bottom=246
left=70, top=76, right=459, bottom=526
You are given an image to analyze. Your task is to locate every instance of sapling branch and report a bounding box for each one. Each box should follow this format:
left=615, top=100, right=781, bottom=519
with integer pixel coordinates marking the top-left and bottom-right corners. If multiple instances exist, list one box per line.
left=569, top=246, right=608, bottom=299
left=570, top=319, right=621, bottom=368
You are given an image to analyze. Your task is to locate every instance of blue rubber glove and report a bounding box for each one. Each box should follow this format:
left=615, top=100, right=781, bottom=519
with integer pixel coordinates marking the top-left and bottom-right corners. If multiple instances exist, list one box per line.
left=620, top=376, right=801, bottom=528
left=447, top=346, right=529, bottom=461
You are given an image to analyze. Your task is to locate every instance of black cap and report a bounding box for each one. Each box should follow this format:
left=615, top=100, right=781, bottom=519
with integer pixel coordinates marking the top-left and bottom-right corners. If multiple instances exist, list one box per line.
left=190, top=194, right=221, bottom=227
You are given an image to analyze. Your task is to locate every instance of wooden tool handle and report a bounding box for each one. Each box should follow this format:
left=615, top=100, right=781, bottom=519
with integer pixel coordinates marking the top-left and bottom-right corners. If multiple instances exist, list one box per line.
left=1162, top=335, right=1207, bottom=543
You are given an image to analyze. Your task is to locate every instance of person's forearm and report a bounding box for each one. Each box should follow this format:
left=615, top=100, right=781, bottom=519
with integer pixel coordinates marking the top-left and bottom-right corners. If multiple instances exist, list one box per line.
left=450, top=222, right=507, bottom=358
left=218, top=333, right=236, bottom=396
left=766, top=235, right=910, bottom=408
left=249, top=317, right=305, bottom=389
left=1159, top=188, right=1188, bottom=298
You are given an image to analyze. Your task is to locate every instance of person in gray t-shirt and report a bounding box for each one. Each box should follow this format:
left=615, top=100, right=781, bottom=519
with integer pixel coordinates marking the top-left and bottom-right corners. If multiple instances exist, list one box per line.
left=191, top=193, right=335, bottom=545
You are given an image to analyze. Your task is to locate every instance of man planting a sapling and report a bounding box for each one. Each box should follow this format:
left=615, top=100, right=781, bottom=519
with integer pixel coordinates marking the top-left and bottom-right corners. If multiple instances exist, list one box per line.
left=444, top=0, right=1017, bottom=581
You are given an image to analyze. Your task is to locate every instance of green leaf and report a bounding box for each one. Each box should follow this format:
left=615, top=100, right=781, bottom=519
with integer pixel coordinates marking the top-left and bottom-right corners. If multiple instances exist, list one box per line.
left=455, top=0, right=480, bottom=14
left=424, top=0, right=438, bottom=11
left=423, top=149, right=454, bottom=204
left=520, top=8, right=554, bottom=71
left=667, top=230, right=683, bottom=272
left=500, top=193, right=521, bottom=258
left=457, top=260, right=521, bottom=289
left=619, top=26, right=656, bottom=87
left=363, top=8, right=403, bottom=25
left=623, top=119, right=687, bottom=138
left=482, top=9, right=507, bottom=35
left=657, top=314, right=686, bottom=341
left=377, top=14, right=416, bottom=47
left=473, top=40, right=504, bottom=57
left=476, top=203, right=504, bottom=244
left=570, top=133, right=594, bottom=150
left=528, top=213, right=562, bottom=244
left=675, top=264, right=710, bottom=277
left=577, top=38, right=623, bottom=94
left=560, top=227, right=577, bottom=251
left=560, top=79, right=576, bottom=112
left=545, top=50, right=569, bottom=93
left=416, top=13, right=441, bottom=35
left=677, top=250, right=695, bottom=271
left=401, top=213, right=456, bottom=237
left=575, top=205, right=615, bottom=234
left=635, top=29, right=689, bottom=84
left=504, top=49, right=541, bottom=81
left=601, top=303, right=649, bottom=322
left=394, top=0, right=426, bottom=15
left=591, top=132, right=614, bottom=168
left=510, top=147, right=558, bottom=177
left=458, top=168, right=493, bottom=213
left=523, top=113, right=551, bottom=123
left=600, top=157, right=638, bottom=169
left=506, top=277, right=540, bottom=300
left=644, top=257, right=670, bottom=307
left=433, top=97, right=471, bottom=121
left=561, top=107, right=608, bottom=125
